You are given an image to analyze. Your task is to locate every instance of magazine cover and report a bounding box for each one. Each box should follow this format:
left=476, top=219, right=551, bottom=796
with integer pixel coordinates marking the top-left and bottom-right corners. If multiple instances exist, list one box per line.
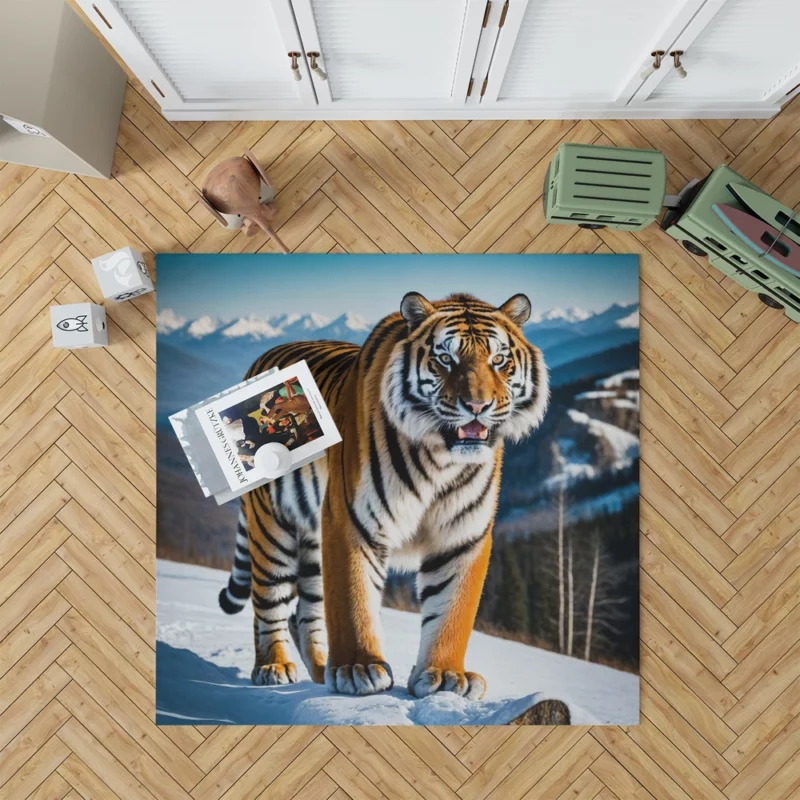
left=194, top=361, right=340, bottom=491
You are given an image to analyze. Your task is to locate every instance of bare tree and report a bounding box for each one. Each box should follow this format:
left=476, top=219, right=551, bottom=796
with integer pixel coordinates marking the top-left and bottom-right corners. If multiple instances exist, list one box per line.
left=567, top=530, right=574, bottom=656
left=579, top=530, right=629, bottom=661
left=550, top=441, right=568, bottom=655
left=585, top=536, right=600, bottom=660
left=558, top=483, right=565, bottom=654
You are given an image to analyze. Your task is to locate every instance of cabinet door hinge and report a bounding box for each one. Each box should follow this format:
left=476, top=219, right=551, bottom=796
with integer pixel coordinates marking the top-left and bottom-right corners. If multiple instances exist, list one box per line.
left=467, top=77, right=475, bottom=97
left=482, top=0, right=492, bottom=27
left=499, top=0, right=509, bottom=27
left=480, top=77, right=488, bottom=97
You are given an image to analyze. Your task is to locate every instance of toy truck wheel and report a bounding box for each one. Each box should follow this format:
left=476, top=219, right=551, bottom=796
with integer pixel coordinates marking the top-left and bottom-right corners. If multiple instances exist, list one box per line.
left=578, top=223, right=606, bottom=230
left=682, top=240, right=708, bottom=257
left=758, top=293, right=784, bottom=310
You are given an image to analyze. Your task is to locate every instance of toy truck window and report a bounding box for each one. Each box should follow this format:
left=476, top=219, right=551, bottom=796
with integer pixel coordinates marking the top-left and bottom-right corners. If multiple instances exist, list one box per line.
left=761, top=233, right=790, bottom=258
left=776, top=212, right=800, bottom=239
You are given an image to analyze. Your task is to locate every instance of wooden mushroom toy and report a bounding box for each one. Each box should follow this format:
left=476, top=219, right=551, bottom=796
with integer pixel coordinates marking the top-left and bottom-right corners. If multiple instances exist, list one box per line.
left=197, top=148, right=289, bottom=254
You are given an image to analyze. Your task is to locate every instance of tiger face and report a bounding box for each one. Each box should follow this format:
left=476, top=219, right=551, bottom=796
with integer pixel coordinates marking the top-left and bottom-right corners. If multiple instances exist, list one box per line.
left=383, top=292, right=549, bottom=464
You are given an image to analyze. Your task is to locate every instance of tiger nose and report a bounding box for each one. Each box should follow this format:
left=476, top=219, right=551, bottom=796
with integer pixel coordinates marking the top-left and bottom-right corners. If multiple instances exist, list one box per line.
left=463, top=399, right=491, bottom=415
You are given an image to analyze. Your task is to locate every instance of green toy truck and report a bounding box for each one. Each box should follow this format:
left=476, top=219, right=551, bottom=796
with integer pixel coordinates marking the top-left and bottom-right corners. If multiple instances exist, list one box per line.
left=544, top=143, right=800, bottom=323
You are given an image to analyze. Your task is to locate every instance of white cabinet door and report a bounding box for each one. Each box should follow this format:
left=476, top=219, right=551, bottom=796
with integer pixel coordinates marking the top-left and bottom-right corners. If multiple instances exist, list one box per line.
left=76, top=0, right=316, bottom=112
left=633, top=0, right=800, bottom=108
left=290, top=0, right=486, bottom=109
left=478, top=0, right=706, bottom=110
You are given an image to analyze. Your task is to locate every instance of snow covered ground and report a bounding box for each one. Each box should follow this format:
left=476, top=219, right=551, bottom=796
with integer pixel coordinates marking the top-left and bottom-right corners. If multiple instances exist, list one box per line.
left=156, top=560, right=639, bottom=726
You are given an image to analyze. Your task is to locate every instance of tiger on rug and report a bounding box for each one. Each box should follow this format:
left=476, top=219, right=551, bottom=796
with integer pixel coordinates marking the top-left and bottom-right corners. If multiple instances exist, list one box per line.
left=219, top=291, right=549, bottom=699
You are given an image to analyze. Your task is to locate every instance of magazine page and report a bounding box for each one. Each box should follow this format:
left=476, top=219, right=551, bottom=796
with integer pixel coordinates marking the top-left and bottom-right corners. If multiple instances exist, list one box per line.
left=195, top=360, right=341, bottom=492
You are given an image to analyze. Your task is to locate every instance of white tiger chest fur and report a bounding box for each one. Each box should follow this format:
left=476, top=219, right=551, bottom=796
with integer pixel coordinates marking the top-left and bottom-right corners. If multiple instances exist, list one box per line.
left=352, top=438, right=501, bottom=571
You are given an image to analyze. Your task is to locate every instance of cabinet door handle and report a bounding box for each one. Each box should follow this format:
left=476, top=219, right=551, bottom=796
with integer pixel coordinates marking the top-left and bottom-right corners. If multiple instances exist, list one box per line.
left=307, top=52, right=328, bottom=81
left=640, top=51, right=664, bottom=81
left=288, top=51, right=302, bottom=81
left=670, top=50, right=687, bottom=79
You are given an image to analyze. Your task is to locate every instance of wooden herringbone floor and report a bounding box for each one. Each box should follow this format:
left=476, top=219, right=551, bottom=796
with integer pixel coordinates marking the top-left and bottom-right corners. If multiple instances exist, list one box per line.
left=2, top=31, right=800, bottom=800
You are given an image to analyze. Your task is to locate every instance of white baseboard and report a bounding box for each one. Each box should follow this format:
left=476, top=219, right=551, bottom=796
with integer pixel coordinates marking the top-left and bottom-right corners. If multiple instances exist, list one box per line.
left=162, top=104, right=779, bottom=122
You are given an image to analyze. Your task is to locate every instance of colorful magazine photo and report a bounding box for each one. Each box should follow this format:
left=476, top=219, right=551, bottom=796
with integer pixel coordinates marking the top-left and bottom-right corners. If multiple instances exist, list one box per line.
left=194, top=360, right=340, bottom=492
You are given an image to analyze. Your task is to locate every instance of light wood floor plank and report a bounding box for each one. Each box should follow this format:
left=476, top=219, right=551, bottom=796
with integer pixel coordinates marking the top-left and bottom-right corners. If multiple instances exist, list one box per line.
left=325, top=128, right=462, bottom=249
left=56, top=572, right=154, bottom=684
left=0, top=192, right=69, bottom=273
left=0, top=227, right=67, bottom=314
left=122, top=85, right=202, bottom=176
left=57, top=752, right=122, bottom=800
left=0, top=697, right=71, bottom=789
left=400, top=121, right=469, bottom=174
left=0, top=163, right=36, bottom=206
left=321, top=170, right=417, bottom=254
left=454, top=120, right=577, bottom=230
left=639, top=680, right=737, bottom=788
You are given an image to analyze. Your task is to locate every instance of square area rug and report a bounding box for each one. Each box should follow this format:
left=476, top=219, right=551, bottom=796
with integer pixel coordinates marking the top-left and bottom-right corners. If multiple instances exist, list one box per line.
left=155, top=253, right=640, bottom=725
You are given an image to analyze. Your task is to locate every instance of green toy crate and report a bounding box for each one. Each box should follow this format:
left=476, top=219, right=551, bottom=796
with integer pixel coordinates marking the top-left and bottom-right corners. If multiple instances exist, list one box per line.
left=661, top=164, right=800, bottom=323
left=544, top=143, right=667, bottom=231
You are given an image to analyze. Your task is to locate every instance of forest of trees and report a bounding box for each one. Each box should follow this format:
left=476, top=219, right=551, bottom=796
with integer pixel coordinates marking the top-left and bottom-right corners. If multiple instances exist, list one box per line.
left=478, top=494, right=639, bottom=670
left=385, top=489, right=640, bottom=672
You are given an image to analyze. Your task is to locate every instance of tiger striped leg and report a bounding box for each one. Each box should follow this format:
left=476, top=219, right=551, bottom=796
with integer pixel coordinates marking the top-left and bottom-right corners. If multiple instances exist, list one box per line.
left=245, top=493, right=300, bottom=686
left=295, top=536, right=327, bottom=683
left=322, top=485, right=393, bottom=695
left=219, top=509, right=252, bottom=613
left=409, top=531, right=492, bottom=700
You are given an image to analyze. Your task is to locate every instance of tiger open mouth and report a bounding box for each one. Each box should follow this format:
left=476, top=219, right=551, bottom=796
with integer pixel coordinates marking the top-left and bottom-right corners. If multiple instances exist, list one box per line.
left=456, top=420, right=489, bottom=442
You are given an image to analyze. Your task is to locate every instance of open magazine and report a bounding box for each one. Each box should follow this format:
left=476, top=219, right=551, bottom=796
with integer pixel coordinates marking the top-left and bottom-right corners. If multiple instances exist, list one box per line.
left=170, top=361, right=341, bottom=504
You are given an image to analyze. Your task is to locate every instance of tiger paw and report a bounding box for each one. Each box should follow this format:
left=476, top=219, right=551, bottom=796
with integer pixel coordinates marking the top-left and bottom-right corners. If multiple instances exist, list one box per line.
left=408, top=667, right=486, bottom=700
left=251, top=662, right=298, bottom=686
left=325, top=662, right=394, bottom=695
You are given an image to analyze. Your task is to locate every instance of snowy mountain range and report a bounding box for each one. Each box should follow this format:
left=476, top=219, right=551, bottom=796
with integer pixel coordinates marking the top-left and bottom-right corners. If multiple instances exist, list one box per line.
left=155, top=302, right=639, bottom=424
left=157, top=309, right=370, bottom=340
left=158, top=302, right=637, bottom=354
left=526, top=306, right=592, bottom=325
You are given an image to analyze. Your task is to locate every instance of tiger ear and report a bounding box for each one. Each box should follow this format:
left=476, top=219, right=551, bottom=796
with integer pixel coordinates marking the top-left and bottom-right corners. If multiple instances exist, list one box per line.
left=499, top=294, right=532, bottom=326
left=400, top=292, right=435, bottom=329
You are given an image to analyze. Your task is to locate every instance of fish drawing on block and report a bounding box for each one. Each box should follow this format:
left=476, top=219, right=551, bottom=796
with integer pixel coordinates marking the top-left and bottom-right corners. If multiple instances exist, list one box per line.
left=712, top=203, right=800, bottom=277
left=57, top=315, right=89, bottom=332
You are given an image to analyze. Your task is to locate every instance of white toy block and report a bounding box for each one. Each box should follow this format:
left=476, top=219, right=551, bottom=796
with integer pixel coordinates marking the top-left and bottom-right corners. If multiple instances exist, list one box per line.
left=91, top=246, right=154, bottom=302
left=50, top=303, right=107, bottom=349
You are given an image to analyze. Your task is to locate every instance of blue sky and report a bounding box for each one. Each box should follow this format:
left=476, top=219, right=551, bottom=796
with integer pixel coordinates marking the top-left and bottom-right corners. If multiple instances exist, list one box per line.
left=156, top=253, right=638, bottom=322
